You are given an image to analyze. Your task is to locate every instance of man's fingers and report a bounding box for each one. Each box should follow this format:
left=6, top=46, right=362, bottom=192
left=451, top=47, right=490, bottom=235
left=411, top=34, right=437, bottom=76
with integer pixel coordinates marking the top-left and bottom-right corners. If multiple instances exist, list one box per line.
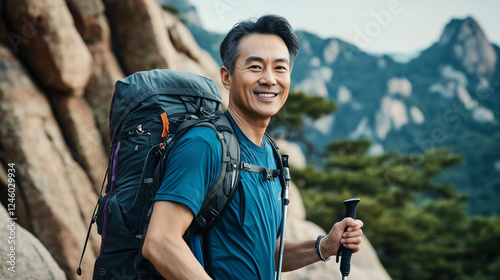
left=342, top=233, right=362, bottom=243
left=340, top=236, right=362, bottom=252
left=343, top=242, right=361, bottom=253
left=343, top=228, right=363, bottom=238
left=355, top=219, right=364, bottom=228
left=345, top=218, right=363, bottom=231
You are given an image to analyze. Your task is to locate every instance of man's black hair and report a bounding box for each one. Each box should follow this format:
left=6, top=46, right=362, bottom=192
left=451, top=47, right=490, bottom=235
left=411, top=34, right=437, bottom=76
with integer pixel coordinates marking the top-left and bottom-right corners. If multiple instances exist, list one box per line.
left=220, top=14, right=300, bottom=74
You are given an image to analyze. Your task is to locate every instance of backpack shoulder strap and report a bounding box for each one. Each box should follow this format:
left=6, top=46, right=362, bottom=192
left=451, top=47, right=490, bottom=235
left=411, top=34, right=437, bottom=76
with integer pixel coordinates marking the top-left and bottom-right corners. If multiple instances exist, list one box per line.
left=183, top=112, right=241, bottom=241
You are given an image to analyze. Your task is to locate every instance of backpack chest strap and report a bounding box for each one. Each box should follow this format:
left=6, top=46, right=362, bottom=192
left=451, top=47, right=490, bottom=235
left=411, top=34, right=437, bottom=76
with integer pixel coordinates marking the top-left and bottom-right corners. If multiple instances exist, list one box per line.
left=239, top=162, right=281, bottom=182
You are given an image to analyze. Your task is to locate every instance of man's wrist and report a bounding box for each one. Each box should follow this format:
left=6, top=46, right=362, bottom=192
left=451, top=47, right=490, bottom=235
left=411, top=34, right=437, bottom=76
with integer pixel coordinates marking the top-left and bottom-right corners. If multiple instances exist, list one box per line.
left=315, top=235, right=331, bottom=262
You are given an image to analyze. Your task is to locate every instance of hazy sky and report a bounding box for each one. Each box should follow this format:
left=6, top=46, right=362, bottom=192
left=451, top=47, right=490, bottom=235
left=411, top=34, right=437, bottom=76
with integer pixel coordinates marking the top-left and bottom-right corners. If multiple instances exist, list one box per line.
left=189, top=0, right=500, bottom=55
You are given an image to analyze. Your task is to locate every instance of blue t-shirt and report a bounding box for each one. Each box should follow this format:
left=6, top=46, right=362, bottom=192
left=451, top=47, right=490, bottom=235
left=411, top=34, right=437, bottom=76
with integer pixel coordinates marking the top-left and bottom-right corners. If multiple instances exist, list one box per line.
left=154, top=112, right=282, bottom=280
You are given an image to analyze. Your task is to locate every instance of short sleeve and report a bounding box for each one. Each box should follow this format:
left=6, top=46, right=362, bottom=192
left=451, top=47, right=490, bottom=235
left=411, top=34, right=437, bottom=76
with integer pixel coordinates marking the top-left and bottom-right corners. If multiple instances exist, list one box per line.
left=154, top=127, right=222, bottom=215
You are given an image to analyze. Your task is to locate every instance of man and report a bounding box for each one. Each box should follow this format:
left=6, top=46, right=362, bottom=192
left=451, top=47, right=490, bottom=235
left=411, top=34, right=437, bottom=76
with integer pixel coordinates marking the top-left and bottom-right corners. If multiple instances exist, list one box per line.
left=142, top=14, right=364, bottom=279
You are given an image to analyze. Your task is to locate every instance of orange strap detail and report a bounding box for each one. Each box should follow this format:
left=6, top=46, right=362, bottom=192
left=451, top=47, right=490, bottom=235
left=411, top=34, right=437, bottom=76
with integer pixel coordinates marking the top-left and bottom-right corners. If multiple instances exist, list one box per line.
left=161, top=112, right=169, bottom=138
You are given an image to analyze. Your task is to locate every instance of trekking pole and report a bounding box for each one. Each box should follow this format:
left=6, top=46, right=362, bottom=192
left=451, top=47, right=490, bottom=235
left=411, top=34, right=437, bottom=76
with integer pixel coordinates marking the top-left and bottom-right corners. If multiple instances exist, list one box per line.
left=275, top=155, right=290, bottom=280
left=339, top=198, right=360, bottom=280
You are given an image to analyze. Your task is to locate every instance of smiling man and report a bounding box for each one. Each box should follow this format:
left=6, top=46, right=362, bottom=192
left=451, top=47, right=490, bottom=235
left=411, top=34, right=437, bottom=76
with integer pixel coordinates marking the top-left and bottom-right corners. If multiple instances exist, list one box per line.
left=142, top=14, right=364, bottom=279
left=220, top=32, right=291, bottom=144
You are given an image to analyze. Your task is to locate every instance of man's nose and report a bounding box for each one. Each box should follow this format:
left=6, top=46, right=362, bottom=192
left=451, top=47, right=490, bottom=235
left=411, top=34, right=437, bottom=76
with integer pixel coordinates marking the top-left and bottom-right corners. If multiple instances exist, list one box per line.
left=259, top=68, right=277, bottom=86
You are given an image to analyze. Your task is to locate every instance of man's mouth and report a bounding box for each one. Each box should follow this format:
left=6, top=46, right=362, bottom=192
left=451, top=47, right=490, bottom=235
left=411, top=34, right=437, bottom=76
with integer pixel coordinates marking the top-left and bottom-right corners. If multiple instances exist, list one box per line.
left=256, top=92, right=278, bottom=98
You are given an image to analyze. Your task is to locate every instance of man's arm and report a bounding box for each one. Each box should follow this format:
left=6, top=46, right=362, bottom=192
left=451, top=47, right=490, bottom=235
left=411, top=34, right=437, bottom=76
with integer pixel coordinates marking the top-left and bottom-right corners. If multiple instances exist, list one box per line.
left=275, top=217, right=363, bottom=272
left=142, top=200, right=212, bottom=280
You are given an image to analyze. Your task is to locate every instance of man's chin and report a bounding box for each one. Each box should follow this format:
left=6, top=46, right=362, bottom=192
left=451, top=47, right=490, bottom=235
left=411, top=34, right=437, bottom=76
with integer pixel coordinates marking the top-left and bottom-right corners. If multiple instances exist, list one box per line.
left=257, top=109, right=281, bottom=119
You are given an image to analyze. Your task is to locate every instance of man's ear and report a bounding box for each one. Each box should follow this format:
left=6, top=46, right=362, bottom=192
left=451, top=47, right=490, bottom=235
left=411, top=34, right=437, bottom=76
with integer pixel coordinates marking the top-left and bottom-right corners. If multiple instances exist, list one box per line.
left=220, top=66, right=232, bottom=90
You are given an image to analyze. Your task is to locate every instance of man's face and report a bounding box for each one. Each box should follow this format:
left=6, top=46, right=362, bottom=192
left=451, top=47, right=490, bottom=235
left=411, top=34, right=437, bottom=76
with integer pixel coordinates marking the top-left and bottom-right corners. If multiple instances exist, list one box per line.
left=224, top=33, right=291, bottom=121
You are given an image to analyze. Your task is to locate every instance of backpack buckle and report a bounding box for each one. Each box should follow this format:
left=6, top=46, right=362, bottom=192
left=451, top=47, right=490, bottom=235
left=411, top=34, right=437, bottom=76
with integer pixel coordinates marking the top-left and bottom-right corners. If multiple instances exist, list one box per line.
left=263, top=168, right=276, bottom=182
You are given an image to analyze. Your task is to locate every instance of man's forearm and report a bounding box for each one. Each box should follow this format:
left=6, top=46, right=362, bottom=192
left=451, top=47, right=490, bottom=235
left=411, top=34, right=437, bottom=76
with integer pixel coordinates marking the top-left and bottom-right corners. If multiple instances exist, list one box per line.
left=277, top=240, right=334, bottom=272
left=277, top=218, right=363, bottom=272
left=142, top=201, right=212, bottom=280
left=143, top=233, right=212, bottom=280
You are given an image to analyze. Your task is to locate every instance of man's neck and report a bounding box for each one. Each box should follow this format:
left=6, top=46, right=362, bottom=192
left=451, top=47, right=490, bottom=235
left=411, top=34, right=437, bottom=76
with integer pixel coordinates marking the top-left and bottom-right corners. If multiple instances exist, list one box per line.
left=227, top=108, right=269, bottom=146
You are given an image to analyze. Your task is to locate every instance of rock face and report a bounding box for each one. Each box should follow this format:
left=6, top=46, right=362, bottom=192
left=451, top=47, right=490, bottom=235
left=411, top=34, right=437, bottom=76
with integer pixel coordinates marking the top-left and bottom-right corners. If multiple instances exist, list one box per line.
left=439, top=17, right=497, bottom=76
left=0, top=1, right=390, bottom=279
left=68, top=0, right=125, bottom=151
left=103, top=0, right=180, bottom=73
left=0, top=44, right=98, bottom=280
left=4, top=0, right=93, bottom=94
left=0, top=204, right=67, bottom=280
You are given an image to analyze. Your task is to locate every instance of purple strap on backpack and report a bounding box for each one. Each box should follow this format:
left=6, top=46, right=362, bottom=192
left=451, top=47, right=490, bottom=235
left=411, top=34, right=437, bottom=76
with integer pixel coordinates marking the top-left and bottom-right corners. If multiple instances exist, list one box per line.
left=100, top=141, right=121, bottom=249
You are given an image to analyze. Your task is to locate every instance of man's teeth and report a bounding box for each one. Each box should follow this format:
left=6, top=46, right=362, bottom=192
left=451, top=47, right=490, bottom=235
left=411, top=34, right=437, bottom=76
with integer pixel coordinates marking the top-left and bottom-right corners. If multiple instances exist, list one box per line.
left=257, top=93, right=276, bottom=98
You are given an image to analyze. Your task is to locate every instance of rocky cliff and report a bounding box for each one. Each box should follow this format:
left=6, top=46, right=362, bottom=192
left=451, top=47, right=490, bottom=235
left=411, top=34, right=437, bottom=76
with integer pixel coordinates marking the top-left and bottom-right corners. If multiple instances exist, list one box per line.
left=0, top=1, right=390, bottom=279
left=438, top=17, right=497, bottom=76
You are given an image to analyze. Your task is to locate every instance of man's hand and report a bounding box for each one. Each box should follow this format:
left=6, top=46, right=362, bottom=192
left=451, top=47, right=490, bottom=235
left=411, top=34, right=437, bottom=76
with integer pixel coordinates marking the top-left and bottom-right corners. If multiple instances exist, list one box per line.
left=322, top=218, right=364, bottom=257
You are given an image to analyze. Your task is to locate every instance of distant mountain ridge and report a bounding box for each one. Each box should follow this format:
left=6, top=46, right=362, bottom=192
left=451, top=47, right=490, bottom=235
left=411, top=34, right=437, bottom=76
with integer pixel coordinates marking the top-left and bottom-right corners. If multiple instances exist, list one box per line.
left=175, top=9, right=500, bottom=216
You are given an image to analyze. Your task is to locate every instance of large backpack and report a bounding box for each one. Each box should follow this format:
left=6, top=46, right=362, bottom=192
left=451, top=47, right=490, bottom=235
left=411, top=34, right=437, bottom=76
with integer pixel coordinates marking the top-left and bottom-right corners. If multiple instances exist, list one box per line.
left=76, top=69, right=285, bottom=279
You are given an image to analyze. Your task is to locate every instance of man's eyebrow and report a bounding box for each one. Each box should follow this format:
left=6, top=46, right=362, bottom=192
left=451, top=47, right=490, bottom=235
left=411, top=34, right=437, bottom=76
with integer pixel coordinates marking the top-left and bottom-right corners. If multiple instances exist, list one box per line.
left=275, top=57, right=289, bottom=64
left=245, top=56, right=264, bottom=63
left=244, top=56, right=290, bottom=64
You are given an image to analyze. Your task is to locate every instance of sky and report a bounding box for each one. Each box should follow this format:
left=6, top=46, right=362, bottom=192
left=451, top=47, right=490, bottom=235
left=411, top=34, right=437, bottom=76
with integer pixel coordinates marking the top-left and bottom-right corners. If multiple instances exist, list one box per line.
left=189, top=0, right=500, bottom=56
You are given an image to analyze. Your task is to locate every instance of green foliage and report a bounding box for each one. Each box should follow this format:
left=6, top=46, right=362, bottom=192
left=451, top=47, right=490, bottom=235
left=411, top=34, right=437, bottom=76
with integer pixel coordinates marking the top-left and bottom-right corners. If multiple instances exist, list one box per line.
left=326, top=139, right=372, bottom=155
left=293, top=139, right=500, bottom=280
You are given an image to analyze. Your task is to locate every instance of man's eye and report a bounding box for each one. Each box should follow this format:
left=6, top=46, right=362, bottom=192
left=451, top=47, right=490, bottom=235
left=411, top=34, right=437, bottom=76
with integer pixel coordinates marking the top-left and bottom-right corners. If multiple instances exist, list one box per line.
left=276, top=66, right=288, bottom=71
left=249, top=65, right=261, bottom=69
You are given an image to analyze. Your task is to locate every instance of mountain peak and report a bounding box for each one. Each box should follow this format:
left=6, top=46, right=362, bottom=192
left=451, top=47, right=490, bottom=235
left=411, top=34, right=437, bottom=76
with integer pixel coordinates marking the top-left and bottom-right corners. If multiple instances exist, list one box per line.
left=438, top=17, right=478, bottom=45
left=438, top=17, right=497, bottom=76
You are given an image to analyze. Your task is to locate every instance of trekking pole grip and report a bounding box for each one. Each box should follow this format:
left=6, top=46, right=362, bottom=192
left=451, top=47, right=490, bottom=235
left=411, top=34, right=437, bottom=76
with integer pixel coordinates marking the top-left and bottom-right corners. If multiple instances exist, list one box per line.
left=340, top=198, right=360, bottom=280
